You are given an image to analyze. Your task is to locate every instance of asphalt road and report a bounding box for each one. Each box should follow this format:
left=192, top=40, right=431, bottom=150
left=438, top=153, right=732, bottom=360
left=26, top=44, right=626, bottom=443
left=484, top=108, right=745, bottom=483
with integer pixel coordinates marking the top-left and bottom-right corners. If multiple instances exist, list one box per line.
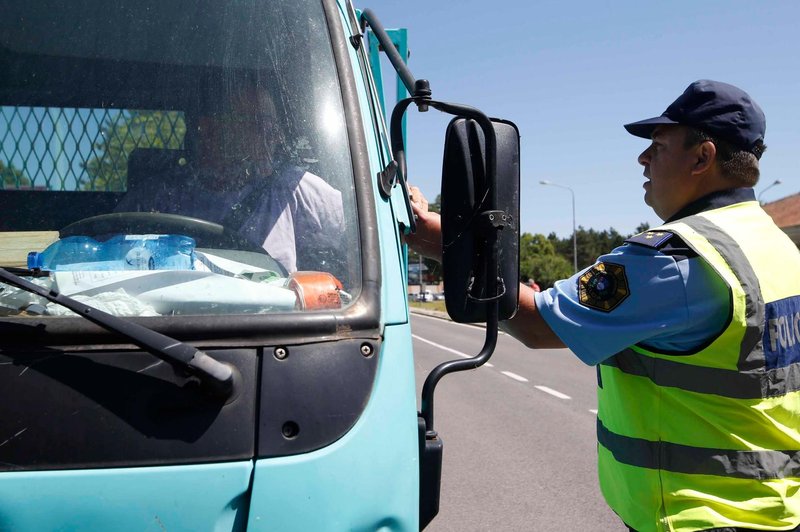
left=410, top=312, right=623, bottom=532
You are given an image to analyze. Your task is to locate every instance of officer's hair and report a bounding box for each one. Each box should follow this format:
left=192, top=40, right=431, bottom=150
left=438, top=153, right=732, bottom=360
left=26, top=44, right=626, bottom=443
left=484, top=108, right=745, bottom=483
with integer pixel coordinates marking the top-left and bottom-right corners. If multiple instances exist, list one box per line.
left=683, top=128, right=766, bottom=187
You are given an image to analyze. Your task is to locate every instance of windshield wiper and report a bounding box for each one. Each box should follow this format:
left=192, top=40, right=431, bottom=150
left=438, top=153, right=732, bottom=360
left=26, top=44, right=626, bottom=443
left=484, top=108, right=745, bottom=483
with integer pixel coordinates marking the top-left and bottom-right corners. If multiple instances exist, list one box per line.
left=0, top=267, right=236, bottom=398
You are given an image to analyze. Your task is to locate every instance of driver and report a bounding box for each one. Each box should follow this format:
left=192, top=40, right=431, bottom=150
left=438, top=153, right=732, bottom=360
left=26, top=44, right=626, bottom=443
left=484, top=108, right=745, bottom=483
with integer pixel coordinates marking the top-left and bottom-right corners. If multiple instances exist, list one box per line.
left=115, top=79, right=344, bottom=275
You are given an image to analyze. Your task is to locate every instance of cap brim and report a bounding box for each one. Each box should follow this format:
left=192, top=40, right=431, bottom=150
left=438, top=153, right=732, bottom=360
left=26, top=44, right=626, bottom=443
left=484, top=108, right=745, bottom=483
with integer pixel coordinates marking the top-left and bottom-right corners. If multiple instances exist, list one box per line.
left=623, top=116, right=679, bottom=139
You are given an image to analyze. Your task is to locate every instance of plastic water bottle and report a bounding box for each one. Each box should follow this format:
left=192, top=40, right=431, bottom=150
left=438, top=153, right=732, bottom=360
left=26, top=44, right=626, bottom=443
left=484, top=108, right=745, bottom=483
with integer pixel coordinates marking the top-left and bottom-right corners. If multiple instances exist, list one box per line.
left=110, top=234, right=196, bottom=270
left=28, top=234, right=196, bottom=271
left=27, top=236, right=102, bottom=270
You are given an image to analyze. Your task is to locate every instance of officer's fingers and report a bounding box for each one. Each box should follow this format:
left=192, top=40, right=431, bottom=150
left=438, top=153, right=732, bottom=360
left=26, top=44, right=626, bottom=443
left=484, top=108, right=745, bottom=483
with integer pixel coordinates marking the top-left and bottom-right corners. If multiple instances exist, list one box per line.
left=408, top=185, right=428, bottom=209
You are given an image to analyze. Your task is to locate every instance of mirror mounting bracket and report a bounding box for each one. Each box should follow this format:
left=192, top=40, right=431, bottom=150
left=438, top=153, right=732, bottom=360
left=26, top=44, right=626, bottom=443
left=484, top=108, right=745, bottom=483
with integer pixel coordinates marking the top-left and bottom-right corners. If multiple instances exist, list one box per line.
left=477, top=210, right=510, bottom=231
left=377, top=160, right=397, bottom=199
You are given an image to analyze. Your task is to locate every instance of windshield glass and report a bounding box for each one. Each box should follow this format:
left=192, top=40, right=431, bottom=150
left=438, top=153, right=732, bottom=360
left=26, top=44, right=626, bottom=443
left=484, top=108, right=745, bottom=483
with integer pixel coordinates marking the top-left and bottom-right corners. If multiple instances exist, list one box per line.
left=0, top=0, right=360, bottom=317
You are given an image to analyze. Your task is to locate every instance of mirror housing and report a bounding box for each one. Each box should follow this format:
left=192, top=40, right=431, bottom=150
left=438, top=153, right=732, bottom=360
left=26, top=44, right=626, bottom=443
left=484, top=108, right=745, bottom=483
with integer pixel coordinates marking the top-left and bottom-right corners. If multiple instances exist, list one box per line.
left=441, top=117, right=520, bottom=323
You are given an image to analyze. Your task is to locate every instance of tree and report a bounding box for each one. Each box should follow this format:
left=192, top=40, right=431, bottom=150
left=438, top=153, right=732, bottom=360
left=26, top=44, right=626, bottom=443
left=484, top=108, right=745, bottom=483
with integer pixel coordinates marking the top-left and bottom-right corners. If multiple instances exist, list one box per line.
left=0, top=160, right=31, bottom=189
left=82, top=110, right=185, bottom=191
left=549, top=224, right=651, bottom=271
left=519, top=232, right=572, bottom=289
left=430, top=194, right=441, bottom=213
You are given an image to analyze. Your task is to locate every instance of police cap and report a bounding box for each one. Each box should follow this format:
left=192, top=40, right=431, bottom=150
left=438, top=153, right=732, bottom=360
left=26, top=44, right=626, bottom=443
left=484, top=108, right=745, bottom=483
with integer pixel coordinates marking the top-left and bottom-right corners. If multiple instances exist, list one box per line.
left=624, top=80, right=766, bottom=158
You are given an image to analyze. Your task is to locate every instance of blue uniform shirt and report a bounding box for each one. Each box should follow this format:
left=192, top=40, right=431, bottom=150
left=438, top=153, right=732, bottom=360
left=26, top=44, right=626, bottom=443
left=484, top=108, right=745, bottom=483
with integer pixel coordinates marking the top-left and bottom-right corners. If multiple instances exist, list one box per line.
left=533, top=188, right=755, bottom=366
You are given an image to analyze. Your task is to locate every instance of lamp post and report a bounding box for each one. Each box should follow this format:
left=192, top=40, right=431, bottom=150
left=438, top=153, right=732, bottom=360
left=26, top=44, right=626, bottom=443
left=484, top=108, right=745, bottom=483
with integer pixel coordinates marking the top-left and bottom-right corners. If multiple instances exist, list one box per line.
left=540, top=180, right=578, bottom=273
left=419, top=252, right=425, bottom=297
left=758, top=179, right=782, bottom=204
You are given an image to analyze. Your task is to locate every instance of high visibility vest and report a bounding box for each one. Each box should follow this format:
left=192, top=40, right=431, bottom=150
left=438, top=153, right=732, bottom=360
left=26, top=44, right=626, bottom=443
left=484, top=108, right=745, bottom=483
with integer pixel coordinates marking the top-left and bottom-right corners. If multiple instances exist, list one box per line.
left=598, top=200, right=800, bottom=532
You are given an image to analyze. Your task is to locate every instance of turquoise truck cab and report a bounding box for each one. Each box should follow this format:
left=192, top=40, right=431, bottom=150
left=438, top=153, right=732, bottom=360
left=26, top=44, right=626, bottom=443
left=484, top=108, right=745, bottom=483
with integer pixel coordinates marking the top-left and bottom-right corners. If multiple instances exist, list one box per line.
left=0, top=1, right=519, bottom=529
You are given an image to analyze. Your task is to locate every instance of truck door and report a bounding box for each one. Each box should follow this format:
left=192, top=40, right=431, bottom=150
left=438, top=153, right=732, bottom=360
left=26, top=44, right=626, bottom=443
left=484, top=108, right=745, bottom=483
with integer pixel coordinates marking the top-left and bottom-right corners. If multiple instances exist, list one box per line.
left=0, top=0, right=398, bottom=529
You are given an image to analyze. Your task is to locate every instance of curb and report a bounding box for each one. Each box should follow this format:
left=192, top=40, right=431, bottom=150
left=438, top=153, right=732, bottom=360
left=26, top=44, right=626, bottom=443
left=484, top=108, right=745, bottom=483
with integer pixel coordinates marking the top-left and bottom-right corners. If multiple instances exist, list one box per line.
left=409, top=307, right=450, bottom=320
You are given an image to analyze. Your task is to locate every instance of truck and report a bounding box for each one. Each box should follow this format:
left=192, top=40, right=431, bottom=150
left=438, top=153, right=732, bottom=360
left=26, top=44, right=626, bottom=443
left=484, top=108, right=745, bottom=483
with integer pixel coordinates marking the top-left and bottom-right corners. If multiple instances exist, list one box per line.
left=0, top=1, right=520, bottom=529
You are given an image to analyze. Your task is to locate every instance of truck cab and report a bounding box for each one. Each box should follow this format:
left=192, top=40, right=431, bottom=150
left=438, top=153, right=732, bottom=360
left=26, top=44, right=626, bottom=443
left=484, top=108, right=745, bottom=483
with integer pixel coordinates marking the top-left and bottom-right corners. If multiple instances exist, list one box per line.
left=0, top=1, right=519, bottom=529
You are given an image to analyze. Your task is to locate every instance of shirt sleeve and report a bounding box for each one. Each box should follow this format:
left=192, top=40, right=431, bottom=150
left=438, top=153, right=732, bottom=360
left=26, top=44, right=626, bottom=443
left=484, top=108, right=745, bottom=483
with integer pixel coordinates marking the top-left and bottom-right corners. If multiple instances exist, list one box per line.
left=533, top=243, right=729, bottom=365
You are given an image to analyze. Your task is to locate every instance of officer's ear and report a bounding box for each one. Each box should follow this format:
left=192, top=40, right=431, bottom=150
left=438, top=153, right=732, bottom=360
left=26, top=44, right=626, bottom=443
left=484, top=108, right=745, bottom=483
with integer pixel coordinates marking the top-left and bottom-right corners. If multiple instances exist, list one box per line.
left=691, top=140, right=716, bottom=175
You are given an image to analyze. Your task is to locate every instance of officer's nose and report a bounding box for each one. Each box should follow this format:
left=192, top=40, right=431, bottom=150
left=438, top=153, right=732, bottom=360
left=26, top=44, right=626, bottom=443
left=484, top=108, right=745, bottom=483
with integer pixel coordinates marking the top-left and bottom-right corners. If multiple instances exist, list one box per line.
left=638, top=146, right=651, bottom=167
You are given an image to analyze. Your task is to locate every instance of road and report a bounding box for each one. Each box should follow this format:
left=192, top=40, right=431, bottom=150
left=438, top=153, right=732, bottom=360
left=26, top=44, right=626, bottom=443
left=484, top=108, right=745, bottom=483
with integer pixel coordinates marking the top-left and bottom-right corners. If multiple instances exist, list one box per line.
left=410, top=312, right=623, bottom=531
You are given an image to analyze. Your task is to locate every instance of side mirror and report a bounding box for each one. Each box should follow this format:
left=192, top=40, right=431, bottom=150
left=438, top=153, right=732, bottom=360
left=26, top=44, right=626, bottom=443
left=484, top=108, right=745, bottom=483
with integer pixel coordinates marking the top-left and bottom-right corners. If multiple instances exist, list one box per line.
left=441, top=117, right=520, bottom=323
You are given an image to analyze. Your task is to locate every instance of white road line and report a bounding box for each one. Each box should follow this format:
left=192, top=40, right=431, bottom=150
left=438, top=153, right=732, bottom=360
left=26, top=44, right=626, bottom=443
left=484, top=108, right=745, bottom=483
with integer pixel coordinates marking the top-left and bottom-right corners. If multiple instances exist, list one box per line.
left=412, top=327, right=577, bottom=404
left=412, top=334, right=469, bottom=358
left=534, top=385, right=571, bottom=400
left=501, top=371, right=528, bottom=383
left=412, top=312, right=479, bottom=329
left=412, top=334, right=494, bottom=367
left=412, top=312, right=505, bottom=333
left=589, top=409, right=598, bottom=415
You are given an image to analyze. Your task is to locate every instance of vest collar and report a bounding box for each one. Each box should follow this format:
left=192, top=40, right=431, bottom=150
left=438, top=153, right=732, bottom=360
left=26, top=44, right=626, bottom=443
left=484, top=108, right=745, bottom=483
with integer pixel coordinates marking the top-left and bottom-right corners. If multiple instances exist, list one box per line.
left=666, top=187, right=756, bottom=223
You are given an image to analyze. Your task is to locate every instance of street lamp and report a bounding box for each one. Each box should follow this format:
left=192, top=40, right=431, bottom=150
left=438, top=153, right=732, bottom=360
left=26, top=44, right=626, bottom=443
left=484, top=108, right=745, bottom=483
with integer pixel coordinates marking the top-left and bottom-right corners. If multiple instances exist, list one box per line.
left=758, top=179, right=782, bottom=204
left=419, top=252, right=425, bottom=296
left=540, top=180, right=578, bottom=273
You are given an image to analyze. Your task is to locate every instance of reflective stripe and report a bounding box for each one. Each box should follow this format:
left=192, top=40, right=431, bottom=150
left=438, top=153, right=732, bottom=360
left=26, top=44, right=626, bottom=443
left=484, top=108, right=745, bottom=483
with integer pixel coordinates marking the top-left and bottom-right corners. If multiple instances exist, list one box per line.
left=598, top=418, right=800, bottom=480
left=601, top=348, right=800, bottom=399
left=678, top=215, right=765, bottom=371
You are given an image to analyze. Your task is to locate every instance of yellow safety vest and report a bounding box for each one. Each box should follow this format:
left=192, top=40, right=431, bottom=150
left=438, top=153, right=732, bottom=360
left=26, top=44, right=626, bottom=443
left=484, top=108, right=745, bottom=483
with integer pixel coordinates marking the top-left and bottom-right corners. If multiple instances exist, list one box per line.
left=598, top=200, right=800, bottom=532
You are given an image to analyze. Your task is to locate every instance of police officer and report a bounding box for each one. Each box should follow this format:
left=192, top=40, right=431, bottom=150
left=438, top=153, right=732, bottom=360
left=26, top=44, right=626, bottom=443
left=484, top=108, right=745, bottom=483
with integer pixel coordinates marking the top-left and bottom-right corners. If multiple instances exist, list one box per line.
left=407, top=80, right=800, bottom=532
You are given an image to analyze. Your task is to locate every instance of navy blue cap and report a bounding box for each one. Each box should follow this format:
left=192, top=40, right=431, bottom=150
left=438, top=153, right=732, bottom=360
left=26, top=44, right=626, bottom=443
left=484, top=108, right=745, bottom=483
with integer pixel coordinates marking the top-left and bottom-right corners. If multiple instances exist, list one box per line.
left=624, top=80, right=766, bottom=157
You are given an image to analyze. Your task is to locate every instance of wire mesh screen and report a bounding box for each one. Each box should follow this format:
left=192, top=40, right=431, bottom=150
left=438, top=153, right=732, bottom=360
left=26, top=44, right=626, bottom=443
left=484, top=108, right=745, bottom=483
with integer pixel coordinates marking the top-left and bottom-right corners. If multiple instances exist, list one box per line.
left=0, top=106, right=185, bottom=192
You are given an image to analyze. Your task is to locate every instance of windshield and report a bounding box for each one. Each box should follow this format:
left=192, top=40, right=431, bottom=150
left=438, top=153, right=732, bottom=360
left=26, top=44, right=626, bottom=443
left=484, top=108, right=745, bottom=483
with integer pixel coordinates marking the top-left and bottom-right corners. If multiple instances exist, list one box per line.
left=0, top=0, right=360, bottom=317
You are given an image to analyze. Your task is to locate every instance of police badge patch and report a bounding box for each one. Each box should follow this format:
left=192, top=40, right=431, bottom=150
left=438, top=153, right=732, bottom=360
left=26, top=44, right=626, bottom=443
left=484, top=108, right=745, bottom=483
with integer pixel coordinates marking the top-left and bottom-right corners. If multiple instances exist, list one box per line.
left=578, top=262, right=629, bottom=312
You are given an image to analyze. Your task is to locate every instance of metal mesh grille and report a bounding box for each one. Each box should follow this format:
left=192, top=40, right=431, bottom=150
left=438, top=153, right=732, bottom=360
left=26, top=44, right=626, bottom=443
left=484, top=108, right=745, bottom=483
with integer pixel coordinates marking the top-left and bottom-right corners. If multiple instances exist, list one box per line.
left=0, top=106, right=185, bottom=192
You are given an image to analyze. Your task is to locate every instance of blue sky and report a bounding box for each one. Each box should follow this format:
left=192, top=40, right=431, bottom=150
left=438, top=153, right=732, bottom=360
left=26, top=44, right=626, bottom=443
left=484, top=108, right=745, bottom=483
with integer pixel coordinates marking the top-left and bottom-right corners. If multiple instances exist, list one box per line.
left=361, top=0, right=800, bottom=238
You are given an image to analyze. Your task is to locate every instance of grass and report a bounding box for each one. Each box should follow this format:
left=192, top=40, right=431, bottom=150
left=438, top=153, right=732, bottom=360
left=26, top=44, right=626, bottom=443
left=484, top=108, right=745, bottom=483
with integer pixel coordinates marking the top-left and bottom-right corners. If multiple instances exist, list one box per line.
left=409, top=300, right=448, bottom=313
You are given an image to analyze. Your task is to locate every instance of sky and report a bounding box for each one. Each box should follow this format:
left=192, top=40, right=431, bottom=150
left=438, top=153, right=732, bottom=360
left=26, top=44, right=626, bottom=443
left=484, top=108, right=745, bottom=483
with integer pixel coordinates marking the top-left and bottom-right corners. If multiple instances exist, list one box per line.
left=360, top=0, right=800, bottom=238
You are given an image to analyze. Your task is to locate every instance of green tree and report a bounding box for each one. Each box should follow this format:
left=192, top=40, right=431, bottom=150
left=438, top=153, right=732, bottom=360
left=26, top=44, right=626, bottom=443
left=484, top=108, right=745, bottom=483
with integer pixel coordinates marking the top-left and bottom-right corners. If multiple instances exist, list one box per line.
left=577, top=227, right=626, bottom=269
left=430, top=194, right=441, bottom=213
left=0, top=160, right=31, bottom=189
left=82, top=110, right=185, bottom=191
left=547, top=222, right=654, bottom=271
left=519, top=232, right=572, bottom=289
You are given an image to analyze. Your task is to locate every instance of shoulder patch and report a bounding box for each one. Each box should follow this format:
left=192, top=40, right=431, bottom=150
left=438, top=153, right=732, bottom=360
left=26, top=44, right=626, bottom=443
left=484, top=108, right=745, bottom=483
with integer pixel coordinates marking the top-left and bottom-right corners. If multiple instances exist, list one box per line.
left=578, top=262, right=629, bottom=312
left=625, top=230, right=674, bottom=249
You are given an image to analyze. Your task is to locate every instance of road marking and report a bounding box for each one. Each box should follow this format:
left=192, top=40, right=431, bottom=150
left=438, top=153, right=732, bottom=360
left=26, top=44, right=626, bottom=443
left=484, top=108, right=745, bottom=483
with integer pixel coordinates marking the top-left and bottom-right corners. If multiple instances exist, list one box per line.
left=501, top=371, right=528, bottom=382
left=412, top=312, right=477, bottom=329
left=413, top=334, right=469, bottom=358
left=412, top=334, right=494, bottom=367
left=589, top=409, right=598, bottom=414
left=412, top=321, right=581, bottom=407
left=412, top=312, right=502, bottom=332
left=534, top=385, right=571, bottom=400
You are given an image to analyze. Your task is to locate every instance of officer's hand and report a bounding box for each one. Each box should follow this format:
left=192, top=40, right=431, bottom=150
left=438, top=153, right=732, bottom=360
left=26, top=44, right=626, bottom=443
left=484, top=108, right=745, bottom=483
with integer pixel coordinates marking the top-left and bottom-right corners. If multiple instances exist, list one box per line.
left=404, top=185, right=442, bottom=262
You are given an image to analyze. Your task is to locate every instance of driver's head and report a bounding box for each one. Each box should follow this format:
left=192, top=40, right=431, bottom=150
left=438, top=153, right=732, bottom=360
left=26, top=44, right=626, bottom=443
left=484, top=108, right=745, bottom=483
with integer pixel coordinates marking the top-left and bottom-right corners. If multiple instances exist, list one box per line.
left=195, top=80, right=281, bottom=174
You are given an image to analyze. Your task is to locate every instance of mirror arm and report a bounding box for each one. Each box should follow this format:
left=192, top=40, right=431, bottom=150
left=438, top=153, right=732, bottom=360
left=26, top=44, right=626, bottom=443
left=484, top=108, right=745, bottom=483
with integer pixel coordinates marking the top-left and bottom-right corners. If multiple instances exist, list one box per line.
left=420, top=210, right=502, bottom=431
left=389, top=98, right=418, bottom=233
left=421, top=297, right=499, bottom=433
left=359, top=9, right=428, bottom=99
left=389, top=98, right=499, bottom=238
left=425, top=100, right=499, bottom=220
left=392, top=99, right=502, bottom=433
